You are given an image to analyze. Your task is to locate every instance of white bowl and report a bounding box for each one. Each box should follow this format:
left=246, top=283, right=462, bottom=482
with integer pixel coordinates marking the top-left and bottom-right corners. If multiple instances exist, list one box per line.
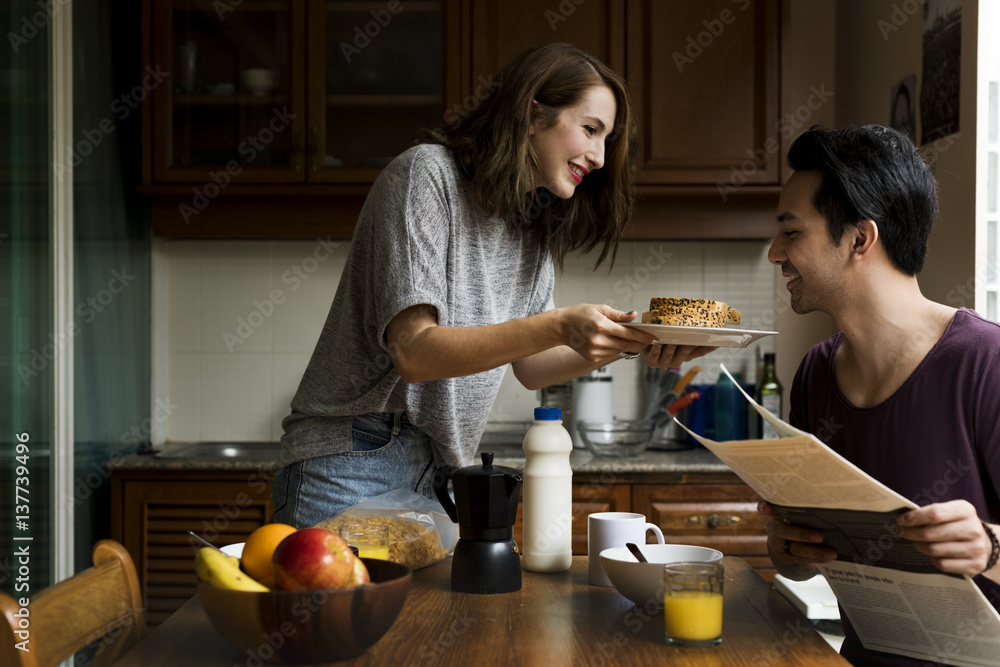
left=242, top=68, right=276, bottom=95
left=220, top=542, right=244, bottom=558
left=600, top=544, right=723, bottom=608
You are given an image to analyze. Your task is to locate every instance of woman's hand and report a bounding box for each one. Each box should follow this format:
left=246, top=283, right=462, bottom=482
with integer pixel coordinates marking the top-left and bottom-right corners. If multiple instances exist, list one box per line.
left=557, top=305, right=714, bottom=367
left=556, top=304, right=655, bottom=363
left=897, top=500, right=996, bottom=579
left=758, top=501, right=837, bottom=581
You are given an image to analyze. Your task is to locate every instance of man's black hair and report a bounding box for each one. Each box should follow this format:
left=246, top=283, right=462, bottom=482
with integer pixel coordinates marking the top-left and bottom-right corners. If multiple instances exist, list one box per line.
left=787, top=125, right=938, bottom=275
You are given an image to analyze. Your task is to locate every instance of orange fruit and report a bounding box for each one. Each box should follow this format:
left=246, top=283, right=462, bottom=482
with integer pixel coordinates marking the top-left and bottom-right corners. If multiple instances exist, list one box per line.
left=241, top=523, right=297, bottom=583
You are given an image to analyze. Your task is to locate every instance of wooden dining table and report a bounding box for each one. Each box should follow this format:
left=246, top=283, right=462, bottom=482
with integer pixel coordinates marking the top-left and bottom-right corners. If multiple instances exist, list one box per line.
left=112, top=556, right=848, bottom=666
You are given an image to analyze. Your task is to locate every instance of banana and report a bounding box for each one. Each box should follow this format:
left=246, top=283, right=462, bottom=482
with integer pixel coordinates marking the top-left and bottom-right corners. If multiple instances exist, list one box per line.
left=195, top=547, right=269, bottom=592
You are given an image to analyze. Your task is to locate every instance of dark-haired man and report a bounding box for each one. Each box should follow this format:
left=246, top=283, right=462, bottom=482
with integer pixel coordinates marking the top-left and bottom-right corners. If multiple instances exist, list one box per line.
left=759, top=125, right=1000, bottom=665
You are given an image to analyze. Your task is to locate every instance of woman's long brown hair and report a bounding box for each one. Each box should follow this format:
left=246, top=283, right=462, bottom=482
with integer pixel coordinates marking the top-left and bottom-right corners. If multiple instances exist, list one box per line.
left=423, top=42, right=636, bottom=270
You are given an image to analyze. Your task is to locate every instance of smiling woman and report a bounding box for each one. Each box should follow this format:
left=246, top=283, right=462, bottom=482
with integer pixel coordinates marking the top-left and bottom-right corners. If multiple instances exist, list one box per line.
left=424, top=41, right=636, bottom=272
left=273, top=42, right=714, bottom=528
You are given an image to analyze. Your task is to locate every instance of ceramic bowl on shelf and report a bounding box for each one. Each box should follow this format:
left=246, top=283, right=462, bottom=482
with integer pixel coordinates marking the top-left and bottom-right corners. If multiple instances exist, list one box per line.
left=241, top=68, right=277, bottom=95
left=198, top=555, right=412, bottom=663
left=577, top=419, right=655, bottom=457
left=600, top=544, right=723, bottom=608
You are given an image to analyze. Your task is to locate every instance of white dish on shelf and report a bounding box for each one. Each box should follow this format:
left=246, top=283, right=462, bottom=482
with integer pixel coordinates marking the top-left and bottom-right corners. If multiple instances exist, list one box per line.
left=242, top=68, right=276, bottom=95
left=623, top=323, right=777, bottom=348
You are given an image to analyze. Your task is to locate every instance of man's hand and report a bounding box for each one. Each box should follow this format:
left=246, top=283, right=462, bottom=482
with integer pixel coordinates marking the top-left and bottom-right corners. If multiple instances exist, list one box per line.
left=898, top=500, right=995, bottom=578
left=758, top=501, right=837, bottom=581
left=640, top=343, right=714, bottom=371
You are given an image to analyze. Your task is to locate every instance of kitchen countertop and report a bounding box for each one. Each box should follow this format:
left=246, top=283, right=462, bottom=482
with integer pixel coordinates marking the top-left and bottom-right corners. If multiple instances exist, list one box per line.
left=110, top=441, right=732, bottom=476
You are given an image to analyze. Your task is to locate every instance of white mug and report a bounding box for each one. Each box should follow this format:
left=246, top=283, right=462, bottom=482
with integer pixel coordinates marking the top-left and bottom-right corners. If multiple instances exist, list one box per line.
left=588, top=512, right=665, bottom=586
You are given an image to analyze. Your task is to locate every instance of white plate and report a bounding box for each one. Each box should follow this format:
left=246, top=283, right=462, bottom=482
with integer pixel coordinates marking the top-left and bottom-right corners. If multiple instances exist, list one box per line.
left=623, top=323, right=777, bottom=348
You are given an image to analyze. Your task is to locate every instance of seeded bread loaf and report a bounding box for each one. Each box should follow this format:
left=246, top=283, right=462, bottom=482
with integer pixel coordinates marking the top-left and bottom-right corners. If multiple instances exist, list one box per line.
left=642, top=297, right=742, bottom=327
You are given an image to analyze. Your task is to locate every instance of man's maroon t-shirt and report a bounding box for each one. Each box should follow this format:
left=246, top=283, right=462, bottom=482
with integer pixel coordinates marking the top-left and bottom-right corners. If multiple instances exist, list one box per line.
left=791, top=308, right=1000, bottom=666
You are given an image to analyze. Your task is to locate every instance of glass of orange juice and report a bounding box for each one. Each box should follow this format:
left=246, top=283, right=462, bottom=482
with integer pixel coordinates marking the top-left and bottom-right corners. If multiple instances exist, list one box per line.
left=663, top=561, right=724, bottom=647
left=339, top=524, right=390, bottom=560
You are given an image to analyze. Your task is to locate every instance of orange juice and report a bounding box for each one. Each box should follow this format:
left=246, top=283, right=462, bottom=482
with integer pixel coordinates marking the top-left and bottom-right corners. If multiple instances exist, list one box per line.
left=357, top=545, right=390, bottom=560
left=664, top=591, right=723, bottom=640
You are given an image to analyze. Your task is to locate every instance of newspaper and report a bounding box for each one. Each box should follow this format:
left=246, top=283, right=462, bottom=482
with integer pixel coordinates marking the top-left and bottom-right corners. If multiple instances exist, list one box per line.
left=673, top=364, right=1000, bottom=666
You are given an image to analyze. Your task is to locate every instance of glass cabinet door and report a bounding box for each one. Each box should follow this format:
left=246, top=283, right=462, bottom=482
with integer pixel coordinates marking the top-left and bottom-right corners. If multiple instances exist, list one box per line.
left=306, top=0, right=446, bottom=182
left=152, top=0, right=305, bottom=183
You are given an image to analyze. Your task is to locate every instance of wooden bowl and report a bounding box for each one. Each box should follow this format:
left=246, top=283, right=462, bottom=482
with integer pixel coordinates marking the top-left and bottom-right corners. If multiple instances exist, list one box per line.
left=197, top=559, right=412, bottom=663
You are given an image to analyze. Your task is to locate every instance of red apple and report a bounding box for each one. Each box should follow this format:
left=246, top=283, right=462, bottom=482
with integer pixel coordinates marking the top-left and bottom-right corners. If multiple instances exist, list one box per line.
left=272, top=527, right=369, bottom=590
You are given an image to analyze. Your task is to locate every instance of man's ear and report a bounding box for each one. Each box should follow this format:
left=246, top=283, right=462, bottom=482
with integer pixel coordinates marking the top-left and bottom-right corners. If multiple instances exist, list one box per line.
left=851, top=219, right=880, bottom=256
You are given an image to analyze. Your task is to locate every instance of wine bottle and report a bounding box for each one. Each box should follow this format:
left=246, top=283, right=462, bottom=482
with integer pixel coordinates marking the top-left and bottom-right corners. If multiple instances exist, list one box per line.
left=758, top=353, right=783, bottom=439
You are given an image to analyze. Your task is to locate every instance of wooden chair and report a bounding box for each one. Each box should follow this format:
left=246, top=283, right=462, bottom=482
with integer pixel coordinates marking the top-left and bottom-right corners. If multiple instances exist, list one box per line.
left=0, top=539, right=146, bottom=667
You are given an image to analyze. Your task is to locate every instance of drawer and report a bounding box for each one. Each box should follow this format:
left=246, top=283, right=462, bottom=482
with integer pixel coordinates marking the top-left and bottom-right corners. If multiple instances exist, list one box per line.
left=632, top=482, right=773, bottom=580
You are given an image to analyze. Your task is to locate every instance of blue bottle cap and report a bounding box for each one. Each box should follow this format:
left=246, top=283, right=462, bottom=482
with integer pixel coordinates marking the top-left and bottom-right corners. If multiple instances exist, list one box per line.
left=534, top=406, right=562, bottom=420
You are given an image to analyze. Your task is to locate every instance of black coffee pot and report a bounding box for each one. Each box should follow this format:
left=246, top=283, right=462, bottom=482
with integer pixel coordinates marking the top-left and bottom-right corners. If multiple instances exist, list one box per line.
left=434, top=452, right=522, bottom=594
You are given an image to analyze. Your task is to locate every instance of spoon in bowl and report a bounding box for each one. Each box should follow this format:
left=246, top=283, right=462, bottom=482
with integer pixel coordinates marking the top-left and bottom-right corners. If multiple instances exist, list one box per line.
left=626, top=542, right=648, bottom=563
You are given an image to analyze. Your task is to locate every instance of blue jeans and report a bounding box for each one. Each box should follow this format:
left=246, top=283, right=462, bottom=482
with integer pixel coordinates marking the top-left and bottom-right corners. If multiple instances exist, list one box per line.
left=272, top=412, right=438, bottom=528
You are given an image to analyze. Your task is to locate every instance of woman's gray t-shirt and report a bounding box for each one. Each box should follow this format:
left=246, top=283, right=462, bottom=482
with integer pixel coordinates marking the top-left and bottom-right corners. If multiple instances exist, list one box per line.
left=281, top=144, right=555, bottom=467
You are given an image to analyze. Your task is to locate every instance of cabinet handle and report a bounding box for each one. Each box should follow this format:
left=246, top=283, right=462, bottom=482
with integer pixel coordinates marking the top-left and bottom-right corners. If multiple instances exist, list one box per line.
left=309, top=126, right=320, bottom=172
left=688, top=514, right=741, bottom=529
left=292, top=126, right=302, bottom=173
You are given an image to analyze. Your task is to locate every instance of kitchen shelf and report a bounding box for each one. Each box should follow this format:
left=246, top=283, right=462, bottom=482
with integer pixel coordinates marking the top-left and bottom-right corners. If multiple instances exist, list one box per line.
left=329, top=1, right=442, bottom=13
left=172, top=0, right=287, bottom=12
left=173, top=94, right=290, bottom=106
left=325, top=94, right=442, bottom=106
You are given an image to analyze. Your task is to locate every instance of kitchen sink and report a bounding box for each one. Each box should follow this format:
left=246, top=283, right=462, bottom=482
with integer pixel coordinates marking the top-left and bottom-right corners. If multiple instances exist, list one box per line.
left=154, top=442, right=281, bottom=459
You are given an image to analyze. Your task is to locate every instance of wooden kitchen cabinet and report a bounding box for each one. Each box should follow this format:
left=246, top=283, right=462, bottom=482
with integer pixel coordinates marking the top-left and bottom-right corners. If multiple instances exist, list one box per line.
left=632, top=479, right=775, bottom=582
left=465, top=0, right=625, bottom=90
left=145, top=0, right=457, bottom=185
left=110, top=468, right=274, bottom=628
left=143, top=0, right=783, bottom=239
left=625, top=0, right=781, bottom=186
left=142, top=0, right=460, bottom=236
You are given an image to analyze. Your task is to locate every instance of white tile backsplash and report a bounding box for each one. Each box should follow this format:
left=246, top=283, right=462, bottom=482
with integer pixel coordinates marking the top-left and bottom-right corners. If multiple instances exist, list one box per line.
left=155, top=239, right=777, bottom=442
